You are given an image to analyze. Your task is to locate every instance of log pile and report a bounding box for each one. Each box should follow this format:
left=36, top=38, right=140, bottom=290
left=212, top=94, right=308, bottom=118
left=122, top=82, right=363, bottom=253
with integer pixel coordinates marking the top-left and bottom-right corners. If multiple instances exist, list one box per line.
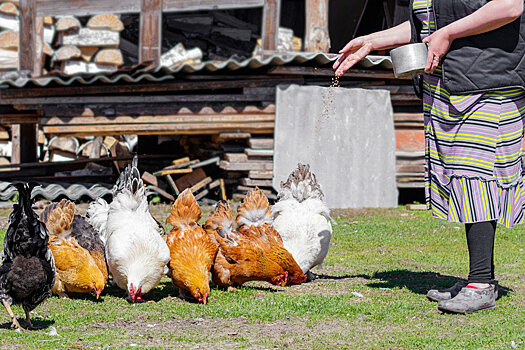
left=52, top=14, right=124, bottom=75
left=0, top=0, right=54, bottom=71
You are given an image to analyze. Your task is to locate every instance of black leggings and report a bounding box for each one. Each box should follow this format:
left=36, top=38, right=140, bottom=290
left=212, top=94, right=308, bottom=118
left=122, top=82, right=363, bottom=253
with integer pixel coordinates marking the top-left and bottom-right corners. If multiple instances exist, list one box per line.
left=465, top=221, right=496, bottom=284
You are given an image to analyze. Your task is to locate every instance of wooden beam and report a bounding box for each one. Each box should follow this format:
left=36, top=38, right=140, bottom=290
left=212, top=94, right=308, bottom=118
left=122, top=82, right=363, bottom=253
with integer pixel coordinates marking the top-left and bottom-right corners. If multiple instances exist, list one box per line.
left=267, top=66, right=409, bottom=80
left=19, top=0, right=37, bottom=74
left=305, top=0, right=330, bottom=52
left=139, top=0, right=162, bottom=66
left=41, top=114, right=274, bottom=125
left=261, top=0, right=281, bottom=50
left=34, top=16, right=44, bottom=76
left=36, top=0, right=264, bottom=16
left=11, top=123, right=37, bottom=164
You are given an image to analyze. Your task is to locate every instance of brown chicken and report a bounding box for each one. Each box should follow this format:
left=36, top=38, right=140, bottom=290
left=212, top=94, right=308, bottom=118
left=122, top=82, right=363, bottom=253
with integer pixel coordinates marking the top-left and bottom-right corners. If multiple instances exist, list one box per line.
left=40, top=200, right=105, bottom=299
left=205, top=200, right=289, bottom=288
left=236, top=188, right=306, bottom=285
left=166, top=189, right=218, bottom=304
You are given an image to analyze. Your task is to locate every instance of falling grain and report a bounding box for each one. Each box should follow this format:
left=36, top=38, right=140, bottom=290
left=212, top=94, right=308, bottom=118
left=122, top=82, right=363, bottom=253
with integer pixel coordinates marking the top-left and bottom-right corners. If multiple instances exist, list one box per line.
left=320, top=74, right=340, bottom=120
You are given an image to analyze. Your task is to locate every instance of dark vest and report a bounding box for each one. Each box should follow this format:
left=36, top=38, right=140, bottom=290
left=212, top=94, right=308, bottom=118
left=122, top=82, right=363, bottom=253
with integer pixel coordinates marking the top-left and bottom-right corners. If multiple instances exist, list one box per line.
left=409, top=0, right=525, bottom=94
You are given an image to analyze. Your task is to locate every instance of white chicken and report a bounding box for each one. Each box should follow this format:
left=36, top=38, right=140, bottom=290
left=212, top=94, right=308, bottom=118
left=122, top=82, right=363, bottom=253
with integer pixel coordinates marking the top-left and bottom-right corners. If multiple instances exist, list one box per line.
left=87, top=156, right=170, bottom=302
left=271, top=164, right=332, bottom=279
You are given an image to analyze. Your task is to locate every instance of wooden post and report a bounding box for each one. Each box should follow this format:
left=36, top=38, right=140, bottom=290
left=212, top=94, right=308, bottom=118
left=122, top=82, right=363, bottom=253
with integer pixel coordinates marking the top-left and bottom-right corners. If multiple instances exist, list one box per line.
left=305, top=0, right=330, bottom=52
left=261, top=0, right=280, bottom=51
left=19, top=0, right=37, bottom=73
left=34, top=16, right=45, bottom=76
left=139, top=0, right=162, bottom=66
left=11, top=124, right=37, bottom=164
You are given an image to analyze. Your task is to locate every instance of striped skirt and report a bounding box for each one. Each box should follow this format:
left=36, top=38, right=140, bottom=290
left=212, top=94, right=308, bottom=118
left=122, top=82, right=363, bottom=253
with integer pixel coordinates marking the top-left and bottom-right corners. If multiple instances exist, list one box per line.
left=423, top=67, right=525, bottom=228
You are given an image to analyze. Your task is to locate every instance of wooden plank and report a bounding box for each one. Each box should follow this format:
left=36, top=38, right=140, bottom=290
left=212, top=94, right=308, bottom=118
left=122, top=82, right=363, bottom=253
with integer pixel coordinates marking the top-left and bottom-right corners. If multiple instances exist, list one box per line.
left=190, top=176, right=212, bottom=193
left=34, top=16, right=44, bottom=76
left=5, top=94, right=275, bottom=105
left=165, top=174, right=180, bottom=195
left=237, top=185, right=272, bottom=194
left=175, top=167, right=206, bottom=191
left=190, top=157, right=220, bottom=168
left=41, top=113, right=275, bottom=125
left=245, top=148, right=273, bottom=157
left=153, top=168, right=192, bottom=176
left=305, top=0, right=330, bottom=52
left=172, top=156, right=190, bottom=165
left=0, top=76, right=298, bottom=97
left=142, top=171, right=159, bottom=187
left=19, top=0, right=37, bottom=73
left=248, top=138, right=274, bottom=149
left=225, top=153, right=247, bottom=162
left=220, top=160, right=273, bottom=171
left=241, top=178, right=273, bottom=187
left=406, top=204, right=427, bottom=210
left=208, top=179, right=220, bottom=189
left=248, top=170, right=273, bottom=179
left=163, top=0, right=264, bottom=12
left=0, top=115, right=40, bottom=124
left=163, top=159, right=199, bottom=170
left=148, top=185, right=175, bottom=201
left=216, top=132, right=251, bottom=141
left=10, top=124, right=20, bottom=165
left=62, top=28, right=119, bottom=47
left=140, top=0, right=162, bottom=65
left=220, top=178, right=226, bottom=200
left=43, top=122, right=275, bottom=136
left=36, top=0, right=264, bottom=16
left=267, top=66, right=409, bottom=80
left=261, top=0, right=280, bottom=50
left=195, top=189, right=209, bottom=201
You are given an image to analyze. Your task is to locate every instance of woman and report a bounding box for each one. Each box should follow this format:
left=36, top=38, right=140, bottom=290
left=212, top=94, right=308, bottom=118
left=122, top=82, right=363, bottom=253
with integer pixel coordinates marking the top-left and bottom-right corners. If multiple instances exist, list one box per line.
left=333, top=0, right=524, bottom=314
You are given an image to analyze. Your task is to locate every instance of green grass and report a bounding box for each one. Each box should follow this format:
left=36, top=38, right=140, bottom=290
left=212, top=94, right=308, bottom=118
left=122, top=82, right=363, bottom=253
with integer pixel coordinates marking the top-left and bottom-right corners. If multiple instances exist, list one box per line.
left=0, top=206, right=523, bottom=349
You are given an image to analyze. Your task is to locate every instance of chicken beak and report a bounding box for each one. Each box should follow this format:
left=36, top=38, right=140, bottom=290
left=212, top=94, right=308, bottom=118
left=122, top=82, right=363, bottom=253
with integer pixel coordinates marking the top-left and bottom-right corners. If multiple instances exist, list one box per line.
left=95, top=289, right=102, bottom=299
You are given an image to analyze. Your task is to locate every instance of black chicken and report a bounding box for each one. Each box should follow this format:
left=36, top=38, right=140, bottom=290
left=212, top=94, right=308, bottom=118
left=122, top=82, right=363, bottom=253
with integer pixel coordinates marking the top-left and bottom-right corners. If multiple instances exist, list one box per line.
left=0, top=183, right=55, bottom=330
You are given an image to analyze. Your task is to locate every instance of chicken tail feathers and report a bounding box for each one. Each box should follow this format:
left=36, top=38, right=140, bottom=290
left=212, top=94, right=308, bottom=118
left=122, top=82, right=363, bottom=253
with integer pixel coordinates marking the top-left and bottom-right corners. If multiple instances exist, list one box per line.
left=114, top=154, right=143, bottom=196
left=86, top=198, right=110, bottom=244
left=205, top=200, right=235, bottom=237
left=40, top=199, right=75, bottom=239
left=278, top=163, right=324, bottom=202
left=166, top=189, right=201, bottom=231
left=236, top=187, right=272, bottom=227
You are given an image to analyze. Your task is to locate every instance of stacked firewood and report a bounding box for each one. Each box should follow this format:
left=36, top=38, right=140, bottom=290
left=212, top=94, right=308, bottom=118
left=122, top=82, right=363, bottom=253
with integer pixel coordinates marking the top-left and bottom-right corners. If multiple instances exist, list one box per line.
left=52, top=14, right=124, bottom=75
left=0, top=0, right=54, bottom=71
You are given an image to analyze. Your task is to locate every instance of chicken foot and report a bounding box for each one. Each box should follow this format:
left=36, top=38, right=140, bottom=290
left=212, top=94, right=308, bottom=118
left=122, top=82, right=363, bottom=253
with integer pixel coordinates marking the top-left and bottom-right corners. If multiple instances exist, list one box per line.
left=23, top=306, right=33, bottom=329
left=1, top=299, right=25, bottom=331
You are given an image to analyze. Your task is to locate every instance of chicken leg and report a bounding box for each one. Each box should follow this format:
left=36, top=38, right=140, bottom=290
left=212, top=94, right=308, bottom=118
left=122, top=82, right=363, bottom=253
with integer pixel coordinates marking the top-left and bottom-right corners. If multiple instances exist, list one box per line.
left=2, top=299, right=24, bottom=331
left=23, top=305, right=33, bottom=329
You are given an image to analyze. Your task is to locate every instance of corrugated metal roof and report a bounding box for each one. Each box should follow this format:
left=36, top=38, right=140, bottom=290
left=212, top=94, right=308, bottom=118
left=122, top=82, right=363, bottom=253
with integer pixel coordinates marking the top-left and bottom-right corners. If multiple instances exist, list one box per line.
left=0, top=53, right=392, bottom=88
left=0, top=182, right=112, bottom=201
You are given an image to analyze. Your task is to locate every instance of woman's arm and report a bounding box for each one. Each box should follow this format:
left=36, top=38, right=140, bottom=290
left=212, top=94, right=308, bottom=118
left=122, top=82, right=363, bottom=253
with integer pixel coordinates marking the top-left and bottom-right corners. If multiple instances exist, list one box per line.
left=333, top=21, right=411, bottom=77
left=424, top=0, right=524, bottom=73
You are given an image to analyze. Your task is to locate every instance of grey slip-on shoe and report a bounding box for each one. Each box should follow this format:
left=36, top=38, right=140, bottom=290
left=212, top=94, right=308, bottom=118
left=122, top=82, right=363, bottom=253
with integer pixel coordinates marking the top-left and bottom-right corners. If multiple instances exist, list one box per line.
left=427, top=280, right=468, bottom=302
left=437, top=285, right=496, bottom=314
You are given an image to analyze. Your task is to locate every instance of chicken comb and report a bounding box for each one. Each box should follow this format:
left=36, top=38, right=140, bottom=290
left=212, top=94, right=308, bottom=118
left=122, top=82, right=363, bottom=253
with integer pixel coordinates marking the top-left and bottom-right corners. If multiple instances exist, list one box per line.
left=167, top=189, right=201, bottom=230
left=236, top=187, right=272, bottom=227
left=278, top=163, right=324, bottom=202
left=40, top=199, right=75, bottom=239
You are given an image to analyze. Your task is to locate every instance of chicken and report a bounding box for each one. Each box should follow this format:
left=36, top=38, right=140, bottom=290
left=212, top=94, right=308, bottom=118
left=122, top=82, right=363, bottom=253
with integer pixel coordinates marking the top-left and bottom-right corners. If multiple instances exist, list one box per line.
left=0, top=183, right=55, bottom=330
left=271, top=164, right=332, bottom=278
left=40, top=199, right=106, bottom=299
left=236, top=188, right=306, bottom=285
left=165, top=189, right=217, bottom=303
left=87, top=156, right=170, bottom=302
left=205, top=200, right=289, bottom=289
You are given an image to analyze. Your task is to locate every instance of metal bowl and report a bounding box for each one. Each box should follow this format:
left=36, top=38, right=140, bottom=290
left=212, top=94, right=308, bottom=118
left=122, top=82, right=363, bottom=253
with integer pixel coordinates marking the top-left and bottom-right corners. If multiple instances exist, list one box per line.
left=390, top=43, right=428, bottom=78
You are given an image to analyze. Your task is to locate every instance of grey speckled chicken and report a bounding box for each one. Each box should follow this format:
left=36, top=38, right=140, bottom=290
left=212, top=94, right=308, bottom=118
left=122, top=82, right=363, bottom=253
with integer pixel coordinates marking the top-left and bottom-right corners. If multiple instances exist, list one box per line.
left=0, top=183, right=56, bottom=330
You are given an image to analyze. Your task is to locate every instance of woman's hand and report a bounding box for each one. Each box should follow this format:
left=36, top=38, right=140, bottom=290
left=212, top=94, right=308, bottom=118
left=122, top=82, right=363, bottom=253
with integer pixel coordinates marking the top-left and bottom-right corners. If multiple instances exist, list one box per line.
left=332, top=36, right=373, bottom=77
left=422, top=28, right=453, bottom=73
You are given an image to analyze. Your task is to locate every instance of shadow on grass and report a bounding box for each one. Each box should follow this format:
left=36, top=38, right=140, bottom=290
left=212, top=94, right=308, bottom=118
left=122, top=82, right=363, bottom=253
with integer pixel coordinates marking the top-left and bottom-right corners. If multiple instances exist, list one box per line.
left=359, top=269, right=512, bottom=298
left=0, top=318, right=55, bottom=331
left=101, top=281, right=180, bottom=303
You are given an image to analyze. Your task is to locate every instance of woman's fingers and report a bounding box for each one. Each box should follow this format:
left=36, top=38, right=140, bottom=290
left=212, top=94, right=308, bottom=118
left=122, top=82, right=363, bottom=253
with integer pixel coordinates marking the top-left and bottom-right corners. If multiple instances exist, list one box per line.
left=332, top=52, right=350, bottom=70
left=339, top=37, right=363, bottom=54
left=334, top=44, right=370, bottom=76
